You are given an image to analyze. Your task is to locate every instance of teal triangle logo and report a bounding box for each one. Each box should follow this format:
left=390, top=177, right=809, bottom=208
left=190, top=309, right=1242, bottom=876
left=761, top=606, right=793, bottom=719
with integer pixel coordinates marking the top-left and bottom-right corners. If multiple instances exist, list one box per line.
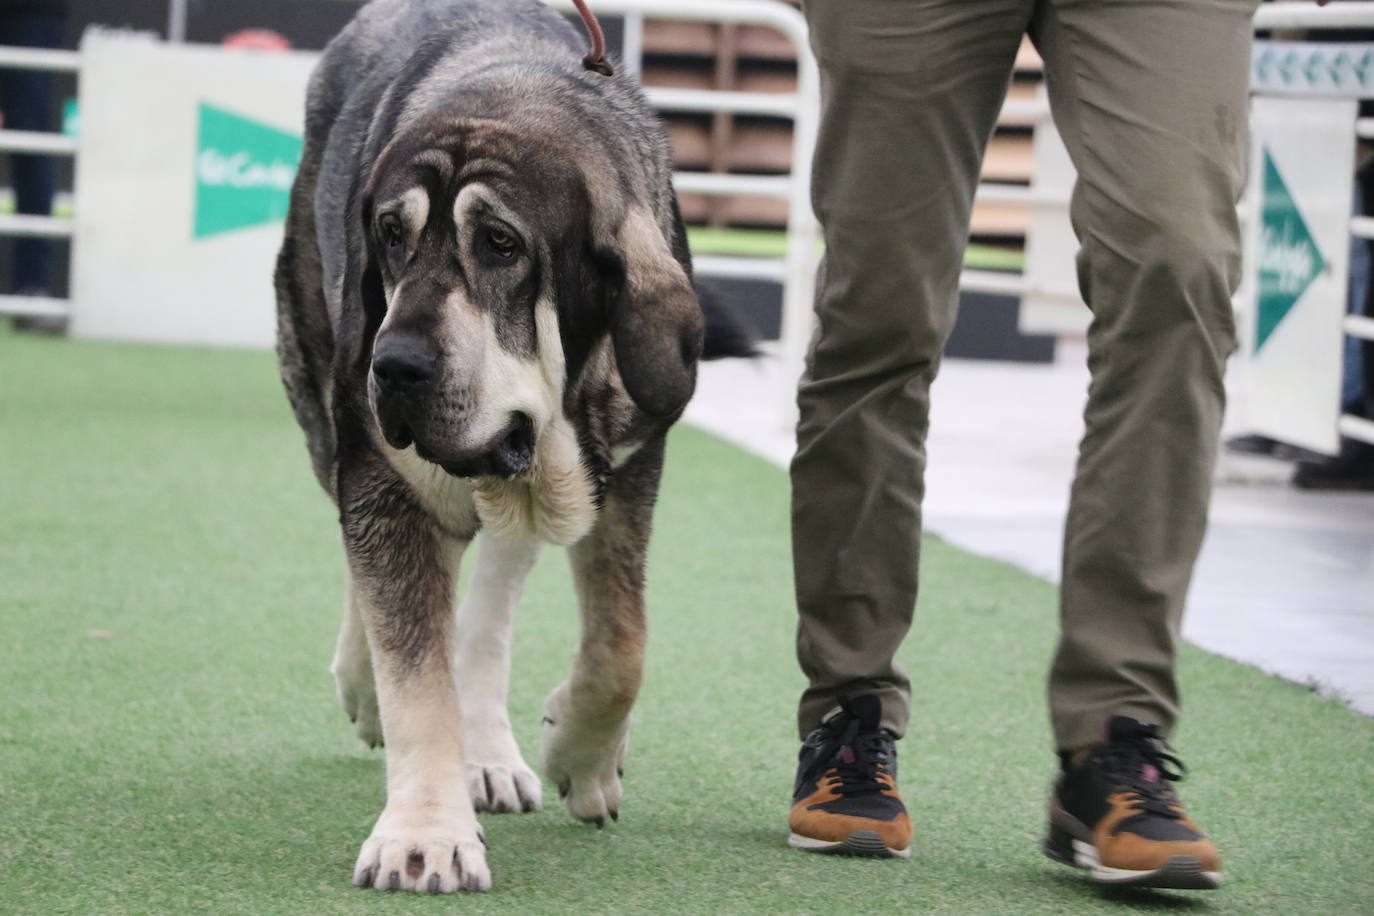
left=1255, top=148, right=1325, bottom=353
left=193, top=102, right=301, bottom=238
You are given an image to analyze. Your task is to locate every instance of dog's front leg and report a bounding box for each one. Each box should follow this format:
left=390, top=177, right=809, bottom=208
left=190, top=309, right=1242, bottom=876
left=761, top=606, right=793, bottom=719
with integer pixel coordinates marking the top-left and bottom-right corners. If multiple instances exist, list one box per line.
left=540, top=441, right=660, bottom=826
left=331, top=575, right=381, bottom=748
left=454, top=531, right=543, bottom=814
left=343, top=488, right=488, bottom=894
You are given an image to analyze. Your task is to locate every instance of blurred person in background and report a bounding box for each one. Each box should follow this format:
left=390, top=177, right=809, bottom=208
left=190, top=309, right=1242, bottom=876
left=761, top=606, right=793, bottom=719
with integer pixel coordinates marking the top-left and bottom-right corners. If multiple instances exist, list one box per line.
left=221, top=27, right=290, bottom=52
left=785, top=0, right=1329, bottom=890
left=0, top=0, right=64, bottom=305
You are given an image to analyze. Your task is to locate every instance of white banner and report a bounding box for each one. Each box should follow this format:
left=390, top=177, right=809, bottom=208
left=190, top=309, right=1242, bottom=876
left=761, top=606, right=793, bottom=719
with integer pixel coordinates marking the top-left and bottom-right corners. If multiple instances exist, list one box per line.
left=71, top=33, right=316, bottom=348
left=1239, top=96, right=1355, bottom=456
left=1252, top=41, right=1374, bottom=98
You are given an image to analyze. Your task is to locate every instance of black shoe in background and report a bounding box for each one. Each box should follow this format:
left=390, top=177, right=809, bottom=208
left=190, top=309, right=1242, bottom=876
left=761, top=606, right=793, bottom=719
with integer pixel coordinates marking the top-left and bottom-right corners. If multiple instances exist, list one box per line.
left=1225, top=433, right=1286, bottom=457
left=1292, top=437, right=1374, bottom=491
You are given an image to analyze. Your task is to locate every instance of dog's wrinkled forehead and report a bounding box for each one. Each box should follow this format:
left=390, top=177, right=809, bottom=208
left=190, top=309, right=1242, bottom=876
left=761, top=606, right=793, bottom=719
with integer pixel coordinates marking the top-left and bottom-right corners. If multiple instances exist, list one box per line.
left=360, top=121, right=609, bottom=370
left=366, top=122, right=587, bottom=229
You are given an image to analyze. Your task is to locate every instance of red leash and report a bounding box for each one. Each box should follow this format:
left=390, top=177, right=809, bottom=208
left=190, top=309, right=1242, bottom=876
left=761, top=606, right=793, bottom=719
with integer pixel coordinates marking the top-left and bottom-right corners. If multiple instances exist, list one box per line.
left=572, top=0, right=614, bottom=76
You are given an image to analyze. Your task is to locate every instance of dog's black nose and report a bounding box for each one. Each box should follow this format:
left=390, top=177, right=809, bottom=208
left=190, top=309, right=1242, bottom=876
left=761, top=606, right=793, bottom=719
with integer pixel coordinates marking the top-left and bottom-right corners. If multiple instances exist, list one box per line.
left=372, top=336, right=437, bottom=391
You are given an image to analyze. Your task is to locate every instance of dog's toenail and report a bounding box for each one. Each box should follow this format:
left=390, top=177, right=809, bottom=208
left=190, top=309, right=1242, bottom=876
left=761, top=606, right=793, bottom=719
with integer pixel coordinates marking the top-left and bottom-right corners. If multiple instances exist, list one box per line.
left=428, top=873, right=441, bottom=894
left=387, top=870, right=400, bottom=890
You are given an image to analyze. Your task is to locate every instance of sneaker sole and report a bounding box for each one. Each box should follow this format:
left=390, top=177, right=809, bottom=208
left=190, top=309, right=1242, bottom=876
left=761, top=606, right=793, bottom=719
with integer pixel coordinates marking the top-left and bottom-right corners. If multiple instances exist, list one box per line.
left=1043, top=829, right=1221, bottom=890
left=788, top=830, right=911, bottom=859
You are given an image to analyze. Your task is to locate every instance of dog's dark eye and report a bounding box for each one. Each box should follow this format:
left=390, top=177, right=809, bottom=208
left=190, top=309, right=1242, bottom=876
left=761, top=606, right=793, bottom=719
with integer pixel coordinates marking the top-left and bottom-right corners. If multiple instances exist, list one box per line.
left=486, top=226, right=517, bottom=260
left=379, top=213, right=403, bottom=249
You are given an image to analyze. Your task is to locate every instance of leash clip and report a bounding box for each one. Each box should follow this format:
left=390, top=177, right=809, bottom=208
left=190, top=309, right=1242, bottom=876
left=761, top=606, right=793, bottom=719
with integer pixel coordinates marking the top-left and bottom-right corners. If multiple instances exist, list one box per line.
left=572, top=0, right=614, bottom=76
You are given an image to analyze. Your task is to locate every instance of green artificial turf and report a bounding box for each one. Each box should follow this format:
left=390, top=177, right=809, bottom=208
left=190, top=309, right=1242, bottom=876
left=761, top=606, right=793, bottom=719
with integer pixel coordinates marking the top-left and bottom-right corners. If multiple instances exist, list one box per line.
left=1, top=327, right=1370, bottom=915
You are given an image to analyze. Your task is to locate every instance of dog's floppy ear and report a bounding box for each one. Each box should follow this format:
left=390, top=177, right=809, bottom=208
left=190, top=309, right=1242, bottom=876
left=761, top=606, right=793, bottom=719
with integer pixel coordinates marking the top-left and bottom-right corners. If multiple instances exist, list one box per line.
left=344, top=191, right=388, bottom=373
left=600, top=206, right=704, bottom=418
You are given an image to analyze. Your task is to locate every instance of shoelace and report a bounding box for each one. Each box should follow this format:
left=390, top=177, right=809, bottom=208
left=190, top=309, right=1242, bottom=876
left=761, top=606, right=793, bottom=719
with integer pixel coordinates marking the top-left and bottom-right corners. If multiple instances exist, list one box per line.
left=1095, top=721, right=1187, bottom=819
left=799, top=706, right=893, bottom=797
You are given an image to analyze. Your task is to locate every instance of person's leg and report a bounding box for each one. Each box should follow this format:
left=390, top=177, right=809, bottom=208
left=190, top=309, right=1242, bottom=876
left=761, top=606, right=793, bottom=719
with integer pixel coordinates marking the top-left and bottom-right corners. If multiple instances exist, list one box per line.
left=0, top=9, right=63, bottom=293
left=793, top=0, right=1030, bottom=741
left=1031, top=0, right=1257, bottom=755
left=1341, top=185, right=1368, bottom=410
left=1362, top=162, right=1374, bottom=420
left=1029, top=0, right=1258, bottom=890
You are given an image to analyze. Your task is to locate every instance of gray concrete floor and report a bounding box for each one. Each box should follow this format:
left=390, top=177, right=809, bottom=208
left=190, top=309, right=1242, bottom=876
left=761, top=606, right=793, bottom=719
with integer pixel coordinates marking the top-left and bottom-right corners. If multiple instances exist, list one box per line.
left=684, top=342, right=1374, bottom=715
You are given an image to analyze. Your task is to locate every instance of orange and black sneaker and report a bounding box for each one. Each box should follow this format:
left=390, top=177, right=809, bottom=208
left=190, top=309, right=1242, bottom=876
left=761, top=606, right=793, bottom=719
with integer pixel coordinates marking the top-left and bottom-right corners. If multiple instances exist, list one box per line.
left=787, top=695, right=912, bottom=858
left=1045, top=716, right=1222, bottom=889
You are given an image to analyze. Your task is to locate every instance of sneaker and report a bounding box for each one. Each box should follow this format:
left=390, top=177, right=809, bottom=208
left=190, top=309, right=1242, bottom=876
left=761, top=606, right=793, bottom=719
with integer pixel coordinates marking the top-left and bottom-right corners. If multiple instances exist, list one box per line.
left=787, top=695, right=912, bottom=858
left=1044, top=715, right=1222, bottom=889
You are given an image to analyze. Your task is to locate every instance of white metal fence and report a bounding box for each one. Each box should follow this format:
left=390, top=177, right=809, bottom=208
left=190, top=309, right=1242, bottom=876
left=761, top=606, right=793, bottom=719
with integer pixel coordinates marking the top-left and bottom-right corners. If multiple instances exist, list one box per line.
left=0, top=44, right=77, bottom=320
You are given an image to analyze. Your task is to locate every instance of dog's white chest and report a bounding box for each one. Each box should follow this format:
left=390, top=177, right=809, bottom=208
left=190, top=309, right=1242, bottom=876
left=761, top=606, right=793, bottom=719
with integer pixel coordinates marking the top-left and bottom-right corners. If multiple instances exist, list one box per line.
left=384, top=443, right=481, bottom=536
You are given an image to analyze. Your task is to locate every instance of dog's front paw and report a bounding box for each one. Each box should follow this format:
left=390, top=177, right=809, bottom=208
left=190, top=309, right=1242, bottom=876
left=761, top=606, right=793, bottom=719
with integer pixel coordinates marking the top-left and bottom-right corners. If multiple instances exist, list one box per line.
left=539, top=684, right=628, bottom=826
left=351, top=805, right=490, bottom=894
left=466, top=760, right=542, bottom=814
left=463, top=718, right=542, bottom=813
left=332, top=651, right=382, bottom=749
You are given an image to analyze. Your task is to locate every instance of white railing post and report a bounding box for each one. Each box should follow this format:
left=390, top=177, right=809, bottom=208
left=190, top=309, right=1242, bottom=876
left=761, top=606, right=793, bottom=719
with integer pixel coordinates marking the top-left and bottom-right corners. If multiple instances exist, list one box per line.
left=1253, top=1, right=1374, bottom=29
left=777, top=38, right=819, bottom=425
left=621, top=11, right=644, bottom=78
left=167, top=0, right=189, bottom=43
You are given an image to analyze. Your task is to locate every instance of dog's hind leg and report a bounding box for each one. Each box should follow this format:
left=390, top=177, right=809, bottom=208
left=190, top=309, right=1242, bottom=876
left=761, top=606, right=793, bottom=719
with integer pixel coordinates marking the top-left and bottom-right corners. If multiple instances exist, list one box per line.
left=332, top=575, right=382, bottom=748
left=539, top=439, right=661, bottom=826
left=453, top=531, right=543, bottom=814
left=342, top=470, right=489, bottom=894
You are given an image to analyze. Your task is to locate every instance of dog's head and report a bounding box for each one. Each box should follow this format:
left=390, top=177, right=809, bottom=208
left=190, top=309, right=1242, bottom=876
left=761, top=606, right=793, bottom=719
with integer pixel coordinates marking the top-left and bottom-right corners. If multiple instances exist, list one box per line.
left=353, top=116, right=702, bottom=479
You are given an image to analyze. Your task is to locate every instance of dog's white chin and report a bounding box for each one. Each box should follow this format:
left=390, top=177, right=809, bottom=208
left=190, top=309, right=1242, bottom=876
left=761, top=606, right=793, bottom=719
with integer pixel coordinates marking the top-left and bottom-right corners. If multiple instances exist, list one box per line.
left=469, top=415, right=597, bottom=546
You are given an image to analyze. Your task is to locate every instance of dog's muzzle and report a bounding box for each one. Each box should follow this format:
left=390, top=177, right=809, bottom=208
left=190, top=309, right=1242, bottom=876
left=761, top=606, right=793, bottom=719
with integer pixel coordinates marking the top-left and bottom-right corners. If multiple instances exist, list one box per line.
left=419, top=412, right=534, bottom=479
left=370, top=333, right=535, bottom=478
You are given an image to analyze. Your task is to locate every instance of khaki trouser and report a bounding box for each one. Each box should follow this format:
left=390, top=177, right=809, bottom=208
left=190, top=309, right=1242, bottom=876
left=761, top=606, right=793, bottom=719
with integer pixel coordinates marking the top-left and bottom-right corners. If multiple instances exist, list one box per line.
left=792, top=0, right=1257, bottom=753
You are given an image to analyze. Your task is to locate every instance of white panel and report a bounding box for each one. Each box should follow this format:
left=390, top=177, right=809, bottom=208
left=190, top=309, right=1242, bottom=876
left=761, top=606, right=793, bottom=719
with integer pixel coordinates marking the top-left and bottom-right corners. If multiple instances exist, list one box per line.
left=71, top=34, right=317, bottom=348
left=1239, top=96, right=1355, bottom=456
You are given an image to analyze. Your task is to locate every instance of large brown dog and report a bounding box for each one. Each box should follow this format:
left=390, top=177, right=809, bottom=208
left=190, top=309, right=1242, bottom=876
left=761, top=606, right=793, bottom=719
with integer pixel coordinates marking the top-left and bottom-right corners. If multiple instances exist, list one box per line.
left=275, top=0, right=750, bottom=893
